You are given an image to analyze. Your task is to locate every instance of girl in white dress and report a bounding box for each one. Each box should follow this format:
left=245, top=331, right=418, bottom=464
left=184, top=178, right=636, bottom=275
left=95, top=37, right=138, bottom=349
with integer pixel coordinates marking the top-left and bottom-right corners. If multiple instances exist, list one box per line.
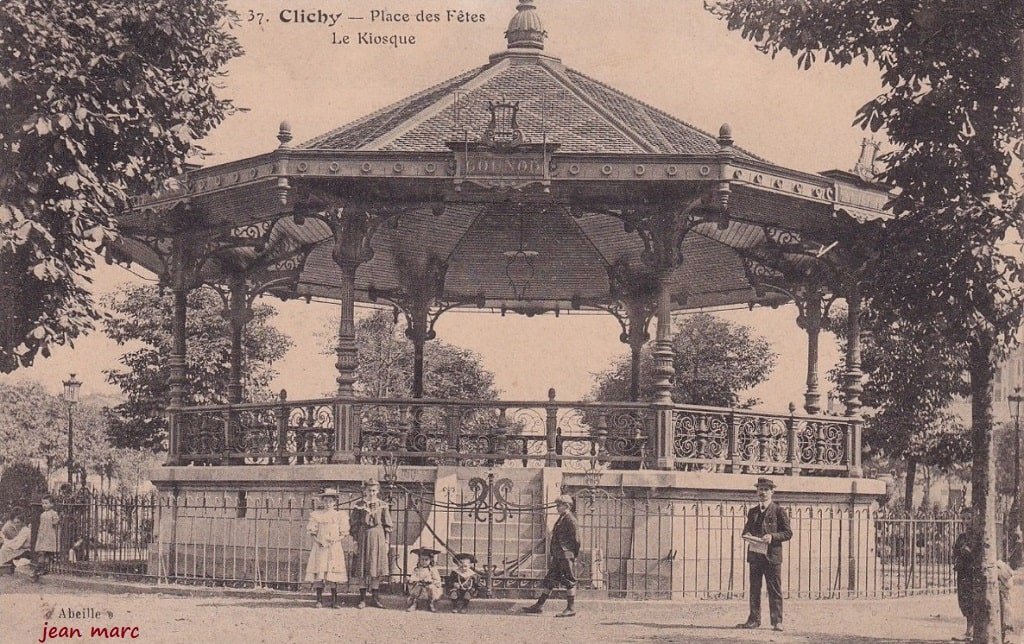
left=305, top=488, right=349, bottom=607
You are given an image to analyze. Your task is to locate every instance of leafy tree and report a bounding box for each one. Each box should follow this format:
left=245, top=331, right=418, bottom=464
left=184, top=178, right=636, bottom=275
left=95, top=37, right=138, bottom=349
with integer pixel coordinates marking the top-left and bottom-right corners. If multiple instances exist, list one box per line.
left=108, top=448, right=161, bottom=495
left=590, top=313, right=776, bottom=407
left=103, top=284, right=292, bottom=451
left=707, top=2, right=1024, bottom=637
left=0, top=379, right=110, bottom=475
left=323, top=309, right=499, bottom=401
left=0, top=462, right=46, bottom=516
left=0, top=0, right=242, bottom=373
left=828, top=309, right=972, bottom=509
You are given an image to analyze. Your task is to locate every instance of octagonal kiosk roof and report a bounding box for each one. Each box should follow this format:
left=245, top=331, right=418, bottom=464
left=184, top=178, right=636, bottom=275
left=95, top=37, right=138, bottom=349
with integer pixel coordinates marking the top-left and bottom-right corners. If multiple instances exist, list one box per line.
left=115, top=1, right=890, bottom=314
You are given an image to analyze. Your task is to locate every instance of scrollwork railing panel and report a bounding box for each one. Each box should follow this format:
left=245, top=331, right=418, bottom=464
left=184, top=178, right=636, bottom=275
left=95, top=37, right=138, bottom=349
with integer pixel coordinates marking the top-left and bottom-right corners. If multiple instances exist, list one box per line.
left=175, top=397, right=855, bottom=475
left=736, top=414, right=788, bottom=474
left=797, top=420, right=847, bottom=469
left=673, top=411, right=729, bottom=471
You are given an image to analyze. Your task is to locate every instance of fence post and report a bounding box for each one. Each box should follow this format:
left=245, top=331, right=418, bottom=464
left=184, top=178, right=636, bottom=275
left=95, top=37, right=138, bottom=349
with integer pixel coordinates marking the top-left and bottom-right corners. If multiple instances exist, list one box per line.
left=850, top=420, right=863, bottom=478
left=727, top=411, right=740, bottom=474
left=787, top=404, right=801, bottom=476
left=596, top=409, right=609, bottom=459
left=848, top=481, right=857, bottom=595
left=546, top=388, right=558, bottom=467
left=166, top=409, right=180, bottom=465
left=331, top=400, right=357, bottom=463
left=491, top=407, right=508, bottom=467
left=652, top=405, right=675, bottom=470
left=275, top=390, right=288, bottom=465
left=221, top=408, right=232, bottom=465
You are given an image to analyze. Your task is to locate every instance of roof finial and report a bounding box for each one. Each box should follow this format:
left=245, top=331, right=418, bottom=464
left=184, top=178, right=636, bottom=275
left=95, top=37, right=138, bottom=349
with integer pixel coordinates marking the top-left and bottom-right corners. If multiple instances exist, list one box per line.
left=505, top=1, right=546, bottom=50
left=277, top=121, right=293, bottom=148
left=717, top=123, right=733, bottom=147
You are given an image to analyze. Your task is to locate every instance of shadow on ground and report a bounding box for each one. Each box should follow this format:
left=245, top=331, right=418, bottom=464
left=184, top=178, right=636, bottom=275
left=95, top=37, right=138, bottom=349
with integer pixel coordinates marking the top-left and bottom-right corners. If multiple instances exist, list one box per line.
left=601, top=622, right=954, bottom=644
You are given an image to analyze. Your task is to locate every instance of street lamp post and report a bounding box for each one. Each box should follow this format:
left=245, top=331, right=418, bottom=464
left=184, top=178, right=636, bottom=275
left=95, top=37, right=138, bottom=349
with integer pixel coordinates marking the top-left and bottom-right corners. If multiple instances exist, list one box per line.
left=62, top=374, right=82, bottom=488
left=1008, top=386, right=1023, bottom=568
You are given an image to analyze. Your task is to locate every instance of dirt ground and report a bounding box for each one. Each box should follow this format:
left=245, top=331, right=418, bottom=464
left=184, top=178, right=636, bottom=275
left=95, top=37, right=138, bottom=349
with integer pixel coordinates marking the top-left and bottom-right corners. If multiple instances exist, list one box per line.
left=0, top=573, right=1021, bottom=644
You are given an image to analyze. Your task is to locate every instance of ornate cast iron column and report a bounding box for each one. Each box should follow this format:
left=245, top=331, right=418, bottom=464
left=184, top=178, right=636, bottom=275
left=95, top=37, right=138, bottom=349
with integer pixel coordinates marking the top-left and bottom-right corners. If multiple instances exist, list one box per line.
left=224, top=274, right=251, bottom=405
left=165, top=233, right=206, bottom=465
left=603, top=262, right=657, bottom=403
left=288, top=188, right=416, bottom=462
left=842, top=281, right=864, bottom=477
left=842, top=282, right=864, bottom=416
left=335, top=261, right=360, bottom=397
left=624, top=298, right=654, bottom=402
left=372, top=255, right=450, bottom=400
left=652, top=273, right=676, bottom=469
left=794, top=285, right=834, bottom=415
left=333, top=258, right=362, bottom=464
left=801, top=293, right=823, bottom=415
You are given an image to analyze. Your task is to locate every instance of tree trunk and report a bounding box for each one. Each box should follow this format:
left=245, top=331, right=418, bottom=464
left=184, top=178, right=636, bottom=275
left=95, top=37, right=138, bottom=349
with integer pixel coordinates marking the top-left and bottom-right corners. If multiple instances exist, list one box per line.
left=904, top=457, right=917, bottom=512
left=968, top=335, right=1001, bottom=644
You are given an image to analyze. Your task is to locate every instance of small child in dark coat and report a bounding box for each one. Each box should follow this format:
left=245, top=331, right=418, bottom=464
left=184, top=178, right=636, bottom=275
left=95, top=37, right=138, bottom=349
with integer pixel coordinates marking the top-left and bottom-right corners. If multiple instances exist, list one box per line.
left=445, top=553, right=482, bottom=613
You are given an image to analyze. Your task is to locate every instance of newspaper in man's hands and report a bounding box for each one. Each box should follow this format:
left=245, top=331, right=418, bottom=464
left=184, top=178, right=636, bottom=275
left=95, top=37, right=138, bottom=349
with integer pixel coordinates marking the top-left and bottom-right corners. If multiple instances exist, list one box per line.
left=743, top=534, right=769, bottom=555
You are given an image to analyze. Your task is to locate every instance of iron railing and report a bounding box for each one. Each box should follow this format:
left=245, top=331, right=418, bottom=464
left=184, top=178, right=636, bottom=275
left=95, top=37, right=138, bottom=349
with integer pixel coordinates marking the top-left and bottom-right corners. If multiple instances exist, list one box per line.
left=38, top=489, right=1012, bottom=599
left=172, top=394, right=857, bottom=475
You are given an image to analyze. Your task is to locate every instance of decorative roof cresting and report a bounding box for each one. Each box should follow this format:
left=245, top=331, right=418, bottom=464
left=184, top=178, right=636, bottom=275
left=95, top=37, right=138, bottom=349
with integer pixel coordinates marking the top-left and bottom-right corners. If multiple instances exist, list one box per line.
left=505, top=1, right=546, bottom=50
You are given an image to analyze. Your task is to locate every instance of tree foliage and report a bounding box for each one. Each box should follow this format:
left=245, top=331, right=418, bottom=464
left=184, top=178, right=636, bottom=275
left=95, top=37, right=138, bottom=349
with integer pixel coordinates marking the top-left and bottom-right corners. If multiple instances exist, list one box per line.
left=827, top=308, right=972, bottom=475
left=0, top=462, right=46, bottom=515
left=322, top=309, right=500, bottom=400
left=0, top=379, right=110, bottom=474
left=0, top=0, right=243, bottom=372
left=103, top=284, right=292, bottom=450
left=707, top=1, right=1024, bottom=343
left=591, top=313, right=776, bottom=407
left=708, top=1, right=1023, bottom=636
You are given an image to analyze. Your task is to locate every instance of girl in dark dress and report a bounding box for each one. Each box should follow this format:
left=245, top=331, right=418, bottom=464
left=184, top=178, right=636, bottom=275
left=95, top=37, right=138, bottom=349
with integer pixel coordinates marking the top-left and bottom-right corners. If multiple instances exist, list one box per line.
left=349, top=478, right=392, bottom=608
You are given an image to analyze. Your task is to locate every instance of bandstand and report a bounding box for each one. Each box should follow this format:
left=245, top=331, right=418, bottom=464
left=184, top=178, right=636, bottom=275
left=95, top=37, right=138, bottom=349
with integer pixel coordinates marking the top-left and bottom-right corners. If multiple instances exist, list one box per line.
left=113, top=2, right=891, bottom=598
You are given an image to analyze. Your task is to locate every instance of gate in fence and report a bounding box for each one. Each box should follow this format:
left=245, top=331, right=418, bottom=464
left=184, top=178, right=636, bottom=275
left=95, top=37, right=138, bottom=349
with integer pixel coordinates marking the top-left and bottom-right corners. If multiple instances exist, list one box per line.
left=389, top=473, right=550, bottom=596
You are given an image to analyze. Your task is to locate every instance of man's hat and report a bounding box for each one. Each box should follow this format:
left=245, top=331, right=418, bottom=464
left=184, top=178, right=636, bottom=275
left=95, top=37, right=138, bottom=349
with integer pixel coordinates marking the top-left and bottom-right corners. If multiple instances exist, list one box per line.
left=755, top=477, right=776, bottom=490
left=453, top=552, right=477, bottom=564
left=554, top=494, right=574, bottom=506
left=363, top=478, right=380, bottom=488
left=411, top=547, right=441, bottom=558
left=318, top=487, right=340, bottom=497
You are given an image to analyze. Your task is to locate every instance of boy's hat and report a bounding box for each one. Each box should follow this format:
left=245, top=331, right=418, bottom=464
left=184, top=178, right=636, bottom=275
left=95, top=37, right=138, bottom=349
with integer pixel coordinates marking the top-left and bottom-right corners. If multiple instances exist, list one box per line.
left=554, top=494, right=574, bottom=506
left=363, top=478, right=380, bottom=488
left=755, top=477, right=776, bottom=490
left=454, top=552, right=477, bottom=564
left=411, top=547, right=440, bottom=558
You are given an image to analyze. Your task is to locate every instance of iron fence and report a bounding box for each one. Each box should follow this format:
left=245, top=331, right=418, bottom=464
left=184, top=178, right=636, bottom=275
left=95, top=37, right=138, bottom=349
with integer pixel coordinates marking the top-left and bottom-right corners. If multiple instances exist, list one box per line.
left=35, top=489, right=1013, bottom=600
left=48, top=491, right=157, bottom=580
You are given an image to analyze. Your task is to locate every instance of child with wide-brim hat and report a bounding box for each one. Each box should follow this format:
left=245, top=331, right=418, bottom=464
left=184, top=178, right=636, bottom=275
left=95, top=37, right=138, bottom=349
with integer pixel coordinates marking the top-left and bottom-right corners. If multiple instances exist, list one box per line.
left=305, top=487, right=349, bottom=608
left=407, top=547, right=443, bottom=612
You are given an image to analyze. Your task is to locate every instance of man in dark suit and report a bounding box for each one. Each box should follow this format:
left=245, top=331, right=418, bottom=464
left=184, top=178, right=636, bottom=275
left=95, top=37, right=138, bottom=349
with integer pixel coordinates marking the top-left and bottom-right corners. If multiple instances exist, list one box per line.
left=522, top=494, right=581, bottom=617
left=737, top=477, right=792, bottom=632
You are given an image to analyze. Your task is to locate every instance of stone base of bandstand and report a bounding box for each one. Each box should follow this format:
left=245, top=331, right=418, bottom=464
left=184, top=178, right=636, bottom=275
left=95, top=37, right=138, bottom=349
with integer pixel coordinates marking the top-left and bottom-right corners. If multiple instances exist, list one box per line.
left=147, top=465, right=885, bottom=599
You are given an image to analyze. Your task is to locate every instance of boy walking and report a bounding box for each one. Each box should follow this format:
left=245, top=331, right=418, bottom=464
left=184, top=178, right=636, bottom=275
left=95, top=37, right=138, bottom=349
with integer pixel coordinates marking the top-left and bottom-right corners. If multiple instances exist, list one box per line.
left=521, top=494, right=580, bottom=617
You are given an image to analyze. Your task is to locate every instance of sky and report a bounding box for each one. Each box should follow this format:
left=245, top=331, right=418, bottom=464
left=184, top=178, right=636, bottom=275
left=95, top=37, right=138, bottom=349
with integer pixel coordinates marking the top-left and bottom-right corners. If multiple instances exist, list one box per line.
left=5, top=0, right=888, bottom=408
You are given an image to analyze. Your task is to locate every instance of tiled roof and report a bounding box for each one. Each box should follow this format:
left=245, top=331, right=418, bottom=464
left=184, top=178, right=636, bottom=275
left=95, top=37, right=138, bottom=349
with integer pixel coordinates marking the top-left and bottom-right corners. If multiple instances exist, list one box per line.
left=298, top=54, right=763, bottom=159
